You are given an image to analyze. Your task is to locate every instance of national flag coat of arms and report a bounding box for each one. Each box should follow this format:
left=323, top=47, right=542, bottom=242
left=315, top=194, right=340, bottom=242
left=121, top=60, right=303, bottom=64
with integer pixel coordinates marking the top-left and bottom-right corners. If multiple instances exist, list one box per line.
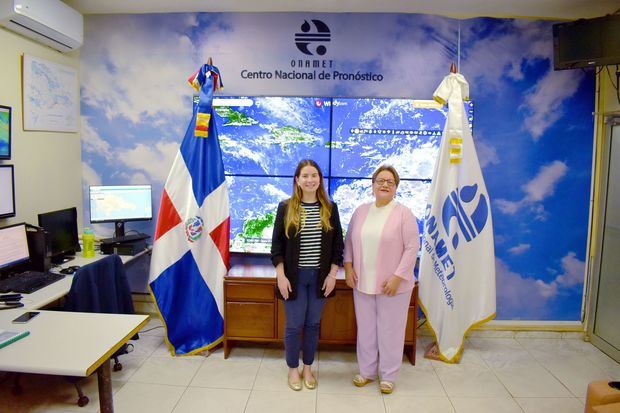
left=148, top=63, right=229, bottom=356
left=418, top=72, right=496, bottom=363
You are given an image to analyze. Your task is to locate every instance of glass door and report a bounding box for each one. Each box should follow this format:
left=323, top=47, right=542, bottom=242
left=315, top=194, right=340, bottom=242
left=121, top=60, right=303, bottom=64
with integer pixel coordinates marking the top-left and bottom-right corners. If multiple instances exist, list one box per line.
left=589, top=119, right=620, bottom=363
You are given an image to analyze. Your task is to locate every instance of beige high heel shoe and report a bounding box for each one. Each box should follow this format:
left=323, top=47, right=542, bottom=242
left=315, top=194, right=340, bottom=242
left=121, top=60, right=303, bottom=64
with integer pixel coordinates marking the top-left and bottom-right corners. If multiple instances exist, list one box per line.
left=288, top=369, right=302, bottom=391
left=302, top=370, right=317, bottom=390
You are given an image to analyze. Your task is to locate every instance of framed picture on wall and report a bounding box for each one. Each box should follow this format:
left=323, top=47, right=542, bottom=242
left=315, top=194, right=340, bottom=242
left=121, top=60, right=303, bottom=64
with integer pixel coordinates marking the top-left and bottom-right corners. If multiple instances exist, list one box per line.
left=22, top=54, right=79, bottom=132
left=0, top=105, right=10, bottom=160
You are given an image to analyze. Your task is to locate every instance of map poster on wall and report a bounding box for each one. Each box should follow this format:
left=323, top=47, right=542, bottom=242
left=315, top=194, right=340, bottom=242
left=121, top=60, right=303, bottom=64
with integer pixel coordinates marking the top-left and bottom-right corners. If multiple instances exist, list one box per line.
left=22, top=54, right=78, bottom=132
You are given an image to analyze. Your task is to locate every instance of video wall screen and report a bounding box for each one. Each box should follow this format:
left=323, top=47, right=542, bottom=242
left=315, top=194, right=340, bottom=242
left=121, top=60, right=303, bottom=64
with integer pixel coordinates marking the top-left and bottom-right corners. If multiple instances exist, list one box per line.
left=214, top=97, right=331, bottom=176
left=330, top=98, right=447, bottom=179
left=213, top=96, right=474, bottom=254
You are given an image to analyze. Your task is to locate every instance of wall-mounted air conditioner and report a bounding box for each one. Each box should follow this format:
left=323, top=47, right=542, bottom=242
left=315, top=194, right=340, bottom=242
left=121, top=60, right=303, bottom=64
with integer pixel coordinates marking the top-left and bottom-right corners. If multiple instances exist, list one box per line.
left=0, top=0, right=83, bottom=52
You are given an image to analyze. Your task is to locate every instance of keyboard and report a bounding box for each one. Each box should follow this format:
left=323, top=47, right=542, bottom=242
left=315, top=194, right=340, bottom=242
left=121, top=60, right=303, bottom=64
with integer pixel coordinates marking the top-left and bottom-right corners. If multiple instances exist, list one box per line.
left=0, top=271, right=65, bottom=294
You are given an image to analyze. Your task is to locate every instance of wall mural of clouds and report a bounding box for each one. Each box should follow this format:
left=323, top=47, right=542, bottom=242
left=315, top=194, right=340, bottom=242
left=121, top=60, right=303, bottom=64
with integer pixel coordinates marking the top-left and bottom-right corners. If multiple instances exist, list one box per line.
left=80, top=13, right=594, bottom=321
left=460, top=17, right=594, bottom=320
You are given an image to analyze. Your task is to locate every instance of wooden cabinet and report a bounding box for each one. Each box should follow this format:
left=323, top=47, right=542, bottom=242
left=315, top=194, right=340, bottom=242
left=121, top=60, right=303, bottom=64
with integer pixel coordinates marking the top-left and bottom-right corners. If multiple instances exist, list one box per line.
left=319, top=287, right=357, bottom=342
left=224, top=265, right=418, bottom=364
left=226, top=302, right=275, bottom=338
left=224, top=276, right=275, bottom=342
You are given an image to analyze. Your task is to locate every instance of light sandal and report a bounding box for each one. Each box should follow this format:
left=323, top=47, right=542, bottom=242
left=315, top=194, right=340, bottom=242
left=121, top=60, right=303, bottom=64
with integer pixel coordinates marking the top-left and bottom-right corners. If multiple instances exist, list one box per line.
left=352, top=374, right=374, bottom=387
left=379, top=380, right=394, bottom=394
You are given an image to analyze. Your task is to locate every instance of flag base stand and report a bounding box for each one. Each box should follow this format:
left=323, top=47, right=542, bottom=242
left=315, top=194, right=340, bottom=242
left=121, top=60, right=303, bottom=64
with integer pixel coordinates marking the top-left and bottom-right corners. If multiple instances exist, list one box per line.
left=424, top=342, right=441, bottom=360
left=424, top=342, right=463, bottom=363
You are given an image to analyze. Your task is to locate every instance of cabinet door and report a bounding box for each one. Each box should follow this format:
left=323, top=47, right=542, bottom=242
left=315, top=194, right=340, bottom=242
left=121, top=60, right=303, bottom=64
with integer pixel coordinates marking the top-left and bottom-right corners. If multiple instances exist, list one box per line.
left=226, top=302, right=275, bottom=338
left=320, top=288, right=357, bottom=342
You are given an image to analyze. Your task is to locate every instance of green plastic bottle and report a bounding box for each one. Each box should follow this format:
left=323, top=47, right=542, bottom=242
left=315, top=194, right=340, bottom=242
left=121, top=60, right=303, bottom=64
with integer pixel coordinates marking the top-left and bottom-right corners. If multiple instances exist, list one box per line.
left=82, top=227, right=95, bottom=258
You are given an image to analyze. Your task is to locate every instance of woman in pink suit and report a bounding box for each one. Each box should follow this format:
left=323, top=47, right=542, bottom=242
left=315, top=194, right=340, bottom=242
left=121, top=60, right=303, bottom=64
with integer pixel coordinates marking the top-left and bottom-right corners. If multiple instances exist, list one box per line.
left=344, top=165, right=419, bottom=394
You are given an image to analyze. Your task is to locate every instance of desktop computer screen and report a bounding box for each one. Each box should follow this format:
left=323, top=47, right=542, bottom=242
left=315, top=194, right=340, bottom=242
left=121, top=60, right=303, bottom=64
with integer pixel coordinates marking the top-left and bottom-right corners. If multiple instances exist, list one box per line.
left=37, top=207, right=80, bottom=264
left=0, top=105, right=10, bottom=160
left=0, top=165, right=15, bottom=219
left=89, top=185, right=153, bottom=237
left=0, top=223, right=29, bottom=272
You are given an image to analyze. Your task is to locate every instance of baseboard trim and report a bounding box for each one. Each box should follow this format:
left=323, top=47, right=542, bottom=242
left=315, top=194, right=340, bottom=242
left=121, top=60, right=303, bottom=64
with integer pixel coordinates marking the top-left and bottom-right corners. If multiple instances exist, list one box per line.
left=131, top=293, right=585, bottom=333
left=478, top=320, right=584, bottom=331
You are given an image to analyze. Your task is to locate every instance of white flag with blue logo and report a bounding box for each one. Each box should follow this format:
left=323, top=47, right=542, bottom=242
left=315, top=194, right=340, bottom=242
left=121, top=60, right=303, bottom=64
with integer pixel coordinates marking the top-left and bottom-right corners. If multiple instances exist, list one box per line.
left=418, top=73, right=496, bottom=363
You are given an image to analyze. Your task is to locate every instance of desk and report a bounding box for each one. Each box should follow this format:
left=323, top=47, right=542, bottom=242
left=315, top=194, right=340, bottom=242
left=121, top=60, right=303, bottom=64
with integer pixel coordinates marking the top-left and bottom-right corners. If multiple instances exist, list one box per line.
left=223, top=264, right=419, bottom=364
left=1, top=252, right=150, bottom=412
left=0, top=309, right=148, bottom=412
left=16, top=250, right=150, bottom=310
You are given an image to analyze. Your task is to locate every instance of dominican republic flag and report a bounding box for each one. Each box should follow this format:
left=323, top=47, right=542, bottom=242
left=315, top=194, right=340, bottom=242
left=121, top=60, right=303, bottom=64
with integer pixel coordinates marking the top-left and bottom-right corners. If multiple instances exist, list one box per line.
left=418, top=73, right=496, bottom=363
left=148, top=63, right=229, bottom=356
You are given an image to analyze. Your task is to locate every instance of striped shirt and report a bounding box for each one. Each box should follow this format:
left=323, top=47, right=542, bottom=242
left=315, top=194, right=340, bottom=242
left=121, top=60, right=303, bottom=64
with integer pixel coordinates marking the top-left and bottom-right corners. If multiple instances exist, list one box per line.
left=299, top=202, right=322, bottom=267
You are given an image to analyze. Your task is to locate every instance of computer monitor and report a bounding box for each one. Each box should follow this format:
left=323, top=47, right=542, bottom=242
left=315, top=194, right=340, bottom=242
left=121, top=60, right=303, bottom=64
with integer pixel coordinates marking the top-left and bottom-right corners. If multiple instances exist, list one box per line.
left=37, top=207, right=80, bottom=264
left=89, top=185, right=153, bottom=237
left=553, top=14, right=620, bottom=70
left=0, top=223, right=29, bottom=275
left=0, top=105, right=11, bottom=160
left=0, top=165, right=15, bottom=219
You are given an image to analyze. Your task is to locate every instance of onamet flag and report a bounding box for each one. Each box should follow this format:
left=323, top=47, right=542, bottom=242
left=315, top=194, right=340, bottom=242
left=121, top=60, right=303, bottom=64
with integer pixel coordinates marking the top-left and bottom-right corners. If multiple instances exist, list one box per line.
left=418, top=72, right=496, bottom=363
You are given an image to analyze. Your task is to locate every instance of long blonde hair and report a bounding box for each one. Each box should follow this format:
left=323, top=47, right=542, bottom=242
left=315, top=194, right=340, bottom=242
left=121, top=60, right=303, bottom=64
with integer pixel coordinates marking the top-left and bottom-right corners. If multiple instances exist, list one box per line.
left=284, top=159, right=333, bottom=238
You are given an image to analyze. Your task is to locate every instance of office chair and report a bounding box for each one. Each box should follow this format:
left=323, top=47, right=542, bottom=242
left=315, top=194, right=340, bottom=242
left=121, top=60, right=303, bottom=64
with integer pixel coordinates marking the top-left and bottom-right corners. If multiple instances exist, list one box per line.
left=62, top=254, right=139, bottom=406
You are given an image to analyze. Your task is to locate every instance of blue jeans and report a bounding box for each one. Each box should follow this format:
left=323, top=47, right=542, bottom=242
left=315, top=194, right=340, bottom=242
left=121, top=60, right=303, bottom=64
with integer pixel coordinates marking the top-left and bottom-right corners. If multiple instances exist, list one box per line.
left=284, top=268, right=326, bottom=368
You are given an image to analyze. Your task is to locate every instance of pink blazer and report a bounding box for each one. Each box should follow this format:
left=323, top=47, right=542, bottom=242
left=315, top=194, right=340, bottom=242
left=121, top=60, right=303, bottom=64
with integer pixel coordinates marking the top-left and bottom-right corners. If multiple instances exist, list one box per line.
left=344, top=202, right=419, bottom=295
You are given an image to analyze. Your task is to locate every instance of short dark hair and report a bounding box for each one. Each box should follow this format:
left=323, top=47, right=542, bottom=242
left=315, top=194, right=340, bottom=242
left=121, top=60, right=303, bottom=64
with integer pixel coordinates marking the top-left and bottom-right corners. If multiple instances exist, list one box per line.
left=372, top=165, right=400, bottom=187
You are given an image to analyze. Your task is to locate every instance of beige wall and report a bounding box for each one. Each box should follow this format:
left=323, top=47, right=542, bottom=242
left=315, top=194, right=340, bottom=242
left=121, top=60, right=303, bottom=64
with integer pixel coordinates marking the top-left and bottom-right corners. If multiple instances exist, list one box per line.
left=0, top=28, right=83, bottom=230
left=600, top=70, right=620, bottom=114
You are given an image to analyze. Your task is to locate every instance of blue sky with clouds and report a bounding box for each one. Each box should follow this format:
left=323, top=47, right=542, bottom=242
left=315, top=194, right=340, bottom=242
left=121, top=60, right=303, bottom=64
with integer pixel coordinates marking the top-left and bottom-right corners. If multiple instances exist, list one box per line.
left=460, top=18, right=594, bottom=319
left=80, top=13, right=594, bottom=320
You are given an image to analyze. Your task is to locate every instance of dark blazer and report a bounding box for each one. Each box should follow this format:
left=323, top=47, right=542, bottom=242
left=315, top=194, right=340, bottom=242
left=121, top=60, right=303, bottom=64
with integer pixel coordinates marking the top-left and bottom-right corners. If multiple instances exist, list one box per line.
left=271, top=200, right=344, bottom=300
left=64, top=254, right=135, bottom=314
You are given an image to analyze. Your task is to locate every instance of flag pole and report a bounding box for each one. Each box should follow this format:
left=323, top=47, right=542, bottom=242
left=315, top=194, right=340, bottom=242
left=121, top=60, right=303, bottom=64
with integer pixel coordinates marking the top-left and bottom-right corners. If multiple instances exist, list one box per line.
left=423, top=61, right=458, bottom=362
left=149, top=61, right=230, bottom=356
left=421, top=58, right=495, bottom=363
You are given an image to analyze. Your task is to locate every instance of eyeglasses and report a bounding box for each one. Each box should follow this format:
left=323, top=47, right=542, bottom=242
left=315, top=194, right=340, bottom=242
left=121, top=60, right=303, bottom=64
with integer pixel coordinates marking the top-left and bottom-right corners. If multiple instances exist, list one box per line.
left=374, top=178, right=396, bottom=187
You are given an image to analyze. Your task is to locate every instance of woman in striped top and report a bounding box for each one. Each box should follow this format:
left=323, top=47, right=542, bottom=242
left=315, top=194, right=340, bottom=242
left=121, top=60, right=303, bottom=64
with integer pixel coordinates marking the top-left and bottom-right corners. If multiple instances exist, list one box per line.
left=344, top=165, right=419, bottom=395
left=271, top=159, right=344, bottom=391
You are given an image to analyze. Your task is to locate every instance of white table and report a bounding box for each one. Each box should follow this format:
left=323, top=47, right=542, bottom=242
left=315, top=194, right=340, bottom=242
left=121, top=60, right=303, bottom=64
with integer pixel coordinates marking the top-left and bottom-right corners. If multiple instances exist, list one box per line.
left=0, top=309, right=148, bottom=412
left=0, top=251, right=151, bottom=412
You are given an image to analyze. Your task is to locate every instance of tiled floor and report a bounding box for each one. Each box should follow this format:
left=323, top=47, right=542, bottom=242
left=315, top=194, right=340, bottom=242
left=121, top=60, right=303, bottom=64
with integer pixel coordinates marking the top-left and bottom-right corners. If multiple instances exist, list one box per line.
left=2, top=318, right=619, bottom=413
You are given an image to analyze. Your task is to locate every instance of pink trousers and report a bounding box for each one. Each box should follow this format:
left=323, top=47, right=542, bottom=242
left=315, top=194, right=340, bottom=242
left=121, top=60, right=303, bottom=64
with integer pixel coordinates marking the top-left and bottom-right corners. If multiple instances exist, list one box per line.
left=353, top=288, right=412, bottom=382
